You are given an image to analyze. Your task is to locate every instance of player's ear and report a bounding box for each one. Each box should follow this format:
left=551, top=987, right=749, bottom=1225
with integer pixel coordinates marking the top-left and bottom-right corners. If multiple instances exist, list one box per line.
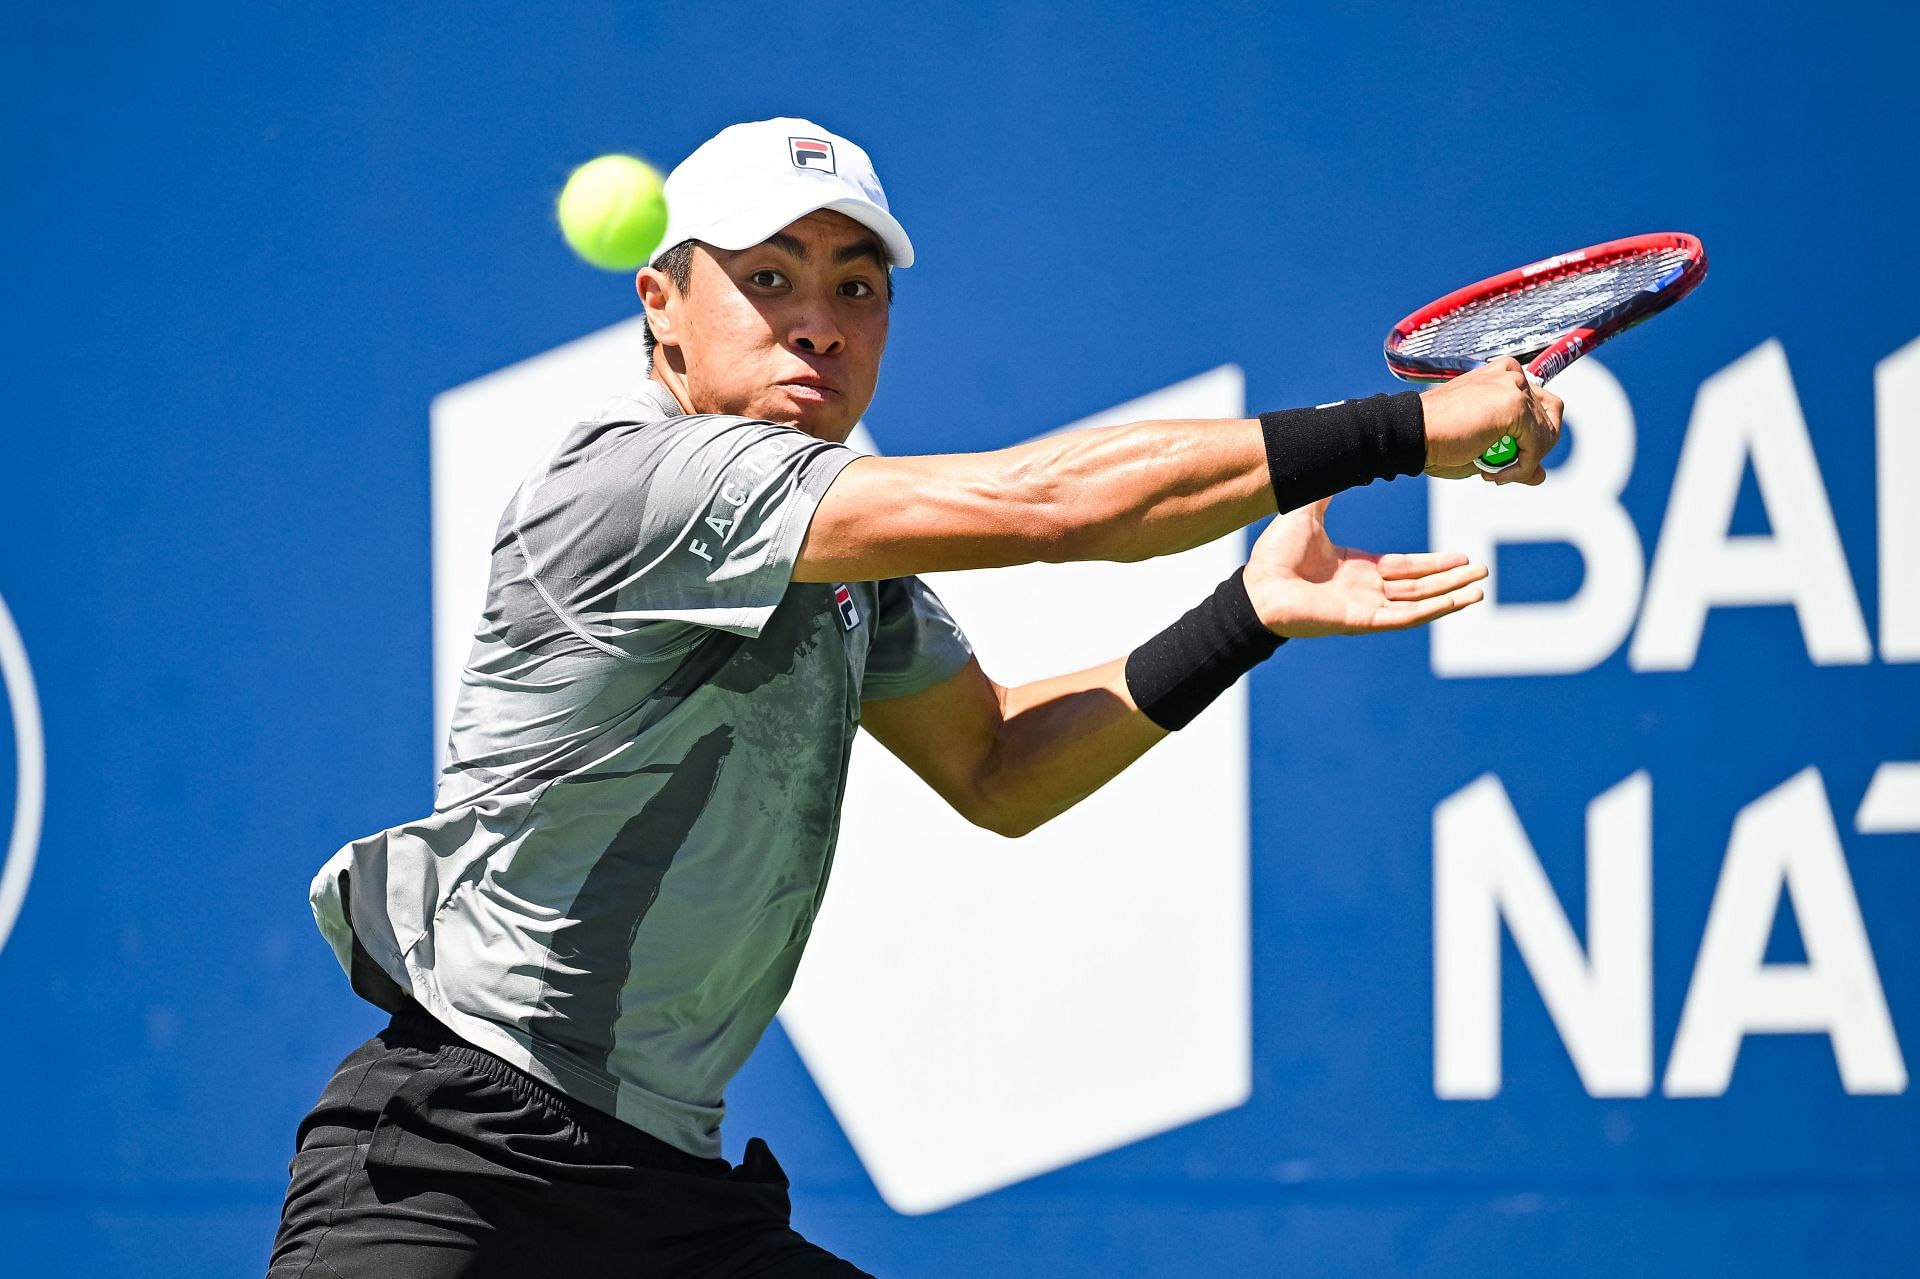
left=636, top=266, right=679, bottom=348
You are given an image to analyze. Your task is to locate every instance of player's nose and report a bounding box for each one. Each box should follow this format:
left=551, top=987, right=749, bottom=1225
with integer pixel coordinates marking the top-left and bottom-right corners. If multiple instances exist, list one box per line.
left=788, top=307, right=845, bottom=357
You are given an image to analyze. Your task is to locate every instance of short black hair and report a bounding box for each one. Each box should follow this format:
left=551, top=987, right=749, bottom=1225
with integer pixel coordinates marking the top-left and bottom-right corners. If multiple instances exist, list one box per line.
left=639, top=237, right=896, bottom=365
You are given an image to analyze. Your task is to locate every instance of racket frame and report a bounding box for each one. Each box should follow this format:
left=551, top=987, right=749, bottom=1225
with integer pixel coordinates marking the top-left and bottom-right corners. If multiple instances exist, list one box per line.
left=1382, top=231, right=1708, bottom=386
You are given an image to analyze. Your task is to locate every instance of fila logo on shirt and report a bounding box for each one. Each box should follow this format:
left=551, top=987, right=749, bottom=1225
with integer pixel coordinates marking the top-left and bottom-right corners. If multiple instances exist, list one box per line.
left=831, top=584, right=860, bottom=631
left=789, top=138, right=835, bottom=173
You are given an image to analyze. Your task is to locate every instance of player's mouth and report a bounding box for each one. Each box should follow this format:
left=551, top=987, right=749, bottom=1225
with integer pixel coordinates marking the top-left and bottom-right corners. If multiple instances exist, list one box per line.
left=777, top=377, right=839, bottom=403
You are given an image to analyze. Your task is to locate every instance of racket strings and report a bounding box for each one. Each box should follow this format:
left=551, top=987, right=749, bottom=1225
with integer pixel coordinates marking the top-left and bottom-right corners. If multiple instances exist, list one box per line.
left=1397, top=247, right=1696, bottom=361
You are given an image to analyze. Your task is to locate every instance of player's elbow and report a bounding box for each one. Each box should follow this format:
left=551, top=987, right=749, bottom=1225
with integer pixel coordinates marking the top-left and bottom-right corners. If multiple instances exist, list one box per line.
left=958, top=768, right=1053, bottom=839
left=963, top=798, right=1046, bottom=840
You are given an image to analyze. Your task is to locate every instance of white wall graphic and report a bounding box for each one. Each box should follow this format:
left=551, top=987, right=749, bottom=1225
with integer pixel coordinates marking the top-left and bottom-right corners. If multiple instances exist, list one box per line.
left=0, top=590, right=45, bottom=956
left=430, top=329, right=1253, bottom=1214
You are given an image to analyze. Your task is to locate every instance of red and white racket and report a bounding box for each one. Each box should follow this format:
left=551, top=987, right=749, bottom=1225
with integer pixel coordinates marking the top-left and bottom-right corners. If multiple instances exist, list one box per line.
left=1383, top=232, right=1708, bottom=471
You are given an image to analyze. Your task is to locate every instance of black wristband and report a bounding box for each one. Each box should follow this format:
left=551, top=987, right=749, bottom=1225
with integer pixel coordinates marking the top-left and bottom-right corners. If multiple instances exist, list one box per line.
left=1259, top=391, right=1426, bottom=513
left=1125, top=567, right=1285, bottom=731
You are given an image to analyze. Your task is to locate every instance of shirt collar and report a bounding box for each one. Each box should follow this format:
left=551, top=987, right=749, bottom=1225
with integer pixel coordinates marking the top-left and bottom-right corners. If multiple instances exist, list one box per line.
left=624, top=379, right=689, bottom=421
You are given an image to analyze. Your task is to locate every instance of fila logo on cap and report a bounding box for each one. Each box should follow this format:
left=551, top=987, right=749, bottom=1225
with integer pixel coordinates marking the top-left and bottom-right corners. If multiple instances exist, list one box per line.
left=789, top=137, right=836, bottom=173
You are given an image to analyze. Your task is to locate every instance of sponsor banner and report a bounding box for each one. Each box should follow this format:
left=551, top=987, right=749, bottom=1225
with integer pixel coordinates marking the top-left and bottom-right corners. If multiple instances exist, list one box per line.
left=4, top=3, right=1916, bottom=1275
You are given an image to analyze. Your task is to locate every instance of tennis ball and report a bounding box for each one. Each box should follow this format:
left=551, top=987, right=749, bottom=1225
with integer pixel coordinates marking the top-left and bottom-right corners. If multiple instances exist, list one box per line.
left=557, top=154, right=669, bottom=272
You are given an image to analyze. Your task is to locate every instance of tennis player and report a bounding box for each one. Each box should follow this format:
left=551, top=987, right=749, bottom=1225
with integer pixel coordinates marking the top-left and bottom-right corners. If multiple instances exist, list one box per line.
left=268, top=117, right=1560, bottom=1278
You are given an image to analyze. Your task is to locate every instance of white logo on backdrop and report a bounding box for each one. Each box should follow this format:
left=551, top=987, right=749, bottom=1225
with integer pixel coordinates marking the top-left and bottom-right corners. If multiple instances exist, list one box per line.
left=429, top=320, right=1253, bottom=1214
left=1426, top=341, right=1920, bottom=1102
left=0, top=590, right=46, bottom=956
left=1429, top=336, right=1920, bottom=676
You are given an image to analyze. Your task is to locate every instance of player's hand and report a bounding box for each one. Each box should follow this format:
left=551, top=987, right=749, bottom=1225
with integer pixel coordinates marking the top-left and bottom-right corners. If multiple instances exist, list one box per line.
left=1242, top=497, right=1486, bottom=637
left=1418, top=357, right=1563, bottom=484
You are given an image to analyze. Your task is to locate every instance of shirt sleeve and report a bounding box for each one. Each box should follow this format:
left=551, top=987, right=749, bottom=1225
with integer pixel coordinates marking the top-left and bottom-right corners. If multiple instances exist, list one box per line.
left=860, top=576, right=975, bottom=701
left=512, top=413, right=860, bottom=659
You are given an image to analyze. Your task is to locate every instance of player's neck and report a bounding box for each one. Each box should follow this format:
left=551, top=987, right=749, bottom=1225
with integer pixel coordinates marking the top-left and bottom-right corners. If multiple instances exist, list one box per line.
left=648, top=363, right=697, bottom=418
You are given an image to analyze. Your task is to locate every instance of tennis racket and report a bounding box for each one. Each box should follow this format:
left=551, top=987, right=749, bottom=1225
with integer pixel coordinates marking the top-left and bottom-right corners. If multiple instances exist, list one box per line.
left=1383, top=232, right=1708, bottom=472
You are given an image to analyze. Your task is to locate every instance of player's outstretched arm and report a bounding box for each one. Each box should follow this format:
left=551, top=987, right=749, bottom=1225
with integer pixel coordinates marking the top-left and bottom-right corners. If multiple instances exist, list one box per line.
left=793, top=360, right=1559, bottom=585
left=796, top=416, right=1276, bottom=583
left=859, top=497, right=1487, bottom=838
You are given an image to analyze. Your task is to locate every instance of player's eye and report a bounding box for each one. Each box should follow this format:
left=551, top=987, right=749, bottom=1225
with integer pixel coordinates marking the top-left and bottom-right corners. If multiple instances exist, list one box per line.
left=749, top=269, right=789, bottom=289
left=839, top=279, right=875, bottom=299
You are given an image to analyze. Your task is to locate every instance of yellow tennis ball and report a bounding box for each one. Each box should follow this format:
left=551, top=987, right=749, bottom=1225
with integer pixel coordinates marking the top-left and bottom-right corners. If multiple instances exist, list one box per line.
left=556, top=154, right=668, bottom=272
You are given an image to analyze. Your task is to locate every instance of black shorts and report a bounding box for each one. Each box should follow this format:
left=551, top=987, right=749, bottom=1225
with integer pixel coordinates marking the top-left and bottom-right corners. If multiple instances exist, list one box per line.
left=267, top=1001, right=873, bottom=1278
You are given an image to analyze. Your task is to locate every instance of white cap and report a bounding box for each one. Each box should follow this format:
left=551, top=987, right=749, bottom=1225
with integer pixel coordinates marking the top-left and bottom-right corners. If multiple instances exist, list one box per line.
left=651, top=117, right=914, bottom=269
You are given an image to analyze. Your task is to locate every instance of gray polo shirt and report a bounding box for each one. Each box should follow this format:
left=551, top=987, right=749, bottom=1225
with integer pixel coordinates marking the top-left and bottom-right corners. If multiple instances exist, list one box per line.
left=310, top=381, right=973, bottom=1157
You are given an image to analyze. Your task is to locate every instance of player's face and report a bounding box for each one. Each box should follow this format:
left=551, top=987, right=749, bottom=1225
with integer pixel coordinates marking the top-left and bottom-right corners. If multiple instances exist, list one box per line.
left=654, top=210, right=890, bottom=441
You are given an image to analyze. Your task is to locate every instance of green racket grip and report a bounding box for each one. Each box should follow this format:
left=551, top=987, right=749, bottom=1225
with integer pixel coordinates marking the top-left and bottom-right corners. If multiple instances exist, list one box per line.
left=1471, top=364, right=1549, bottom=473
left=1474, top=435, right=1520, bottom=473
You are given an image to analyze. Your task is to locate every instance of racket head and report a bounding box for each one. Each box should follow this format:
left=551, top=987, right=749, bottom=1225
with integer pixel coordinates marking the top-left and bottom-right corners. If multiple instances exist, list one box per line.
left=1383, top=232, right=1708, bottom=384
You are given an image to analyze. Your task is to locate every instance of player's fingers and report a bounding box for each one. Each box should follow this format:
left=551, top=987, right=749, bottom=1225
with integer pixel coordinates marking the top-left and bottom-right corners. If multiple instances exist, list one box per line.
left=1529, top=382, right=1563, bottom=460
left=1382, top=562, right=1487, bottom=602
left=1531, top=372, right=1563, bottom=434
left=1374, top=584, right=1485, bottom=629
left=1540, top=386, right=1565, bottom=430
left=1376, top=550, right=1470, bottom=579
left=1484, top=383, right=1550, bottom=485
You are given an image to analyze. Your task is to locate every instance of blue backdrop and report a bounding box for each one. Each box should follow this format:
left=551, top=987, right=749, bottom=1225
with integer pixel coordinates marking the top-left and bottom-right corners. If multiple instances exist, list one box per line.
left=4, top=1, right=1916, bottom=1274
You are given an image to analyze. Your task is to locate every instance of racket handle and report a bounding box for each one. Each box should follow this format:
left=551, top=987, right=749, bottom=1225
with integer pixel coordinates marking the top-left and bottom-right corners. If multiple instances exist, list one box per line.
left=1473, top=366, right=1548, bottom=473
left=1475, top=436, right=1519, bottom=472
